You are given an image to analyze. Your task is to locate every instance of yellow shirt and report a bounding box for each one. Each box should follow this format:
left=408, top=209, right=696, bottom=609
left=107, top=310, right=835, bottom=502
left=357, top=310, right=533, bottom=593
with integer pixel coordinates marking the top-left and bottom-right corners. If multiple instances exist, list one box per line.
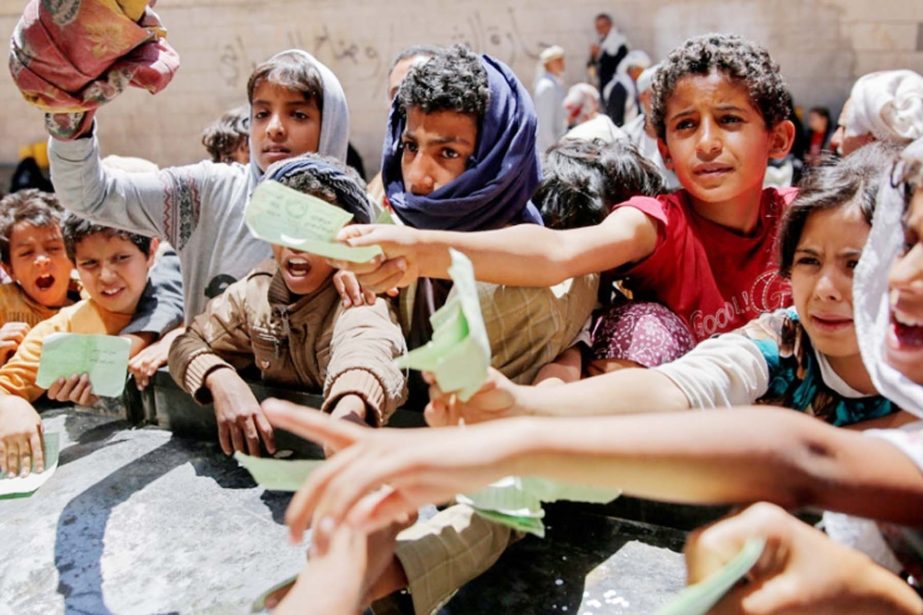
left=0, top=281, right=85, bottom=328
left=0, top=299, right=132, bottom=401
left=0, top=283, right=58, bottom=328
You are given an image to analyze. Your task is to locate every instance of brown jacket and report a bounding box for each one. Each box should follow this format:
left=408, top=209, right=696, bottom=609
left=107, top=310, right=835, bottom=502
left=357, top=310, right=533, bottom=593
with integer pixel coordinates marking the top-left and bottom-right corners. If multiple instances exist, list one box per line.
left=168, top=260, right=407, bottom=425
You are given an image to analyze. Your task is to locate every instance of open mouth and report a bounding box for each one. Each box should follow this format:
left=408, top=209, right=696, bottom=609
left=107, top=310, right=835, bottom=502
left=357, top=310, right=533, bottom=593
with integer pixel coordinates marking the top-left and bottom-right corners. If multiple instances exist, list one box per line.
left=890, top=311, right=923, bottom=349
left=285, top=257, right=311, bottom=278
left=100, top=287, right=124, bottom=298
left=34, top=274, right=55, bottom=290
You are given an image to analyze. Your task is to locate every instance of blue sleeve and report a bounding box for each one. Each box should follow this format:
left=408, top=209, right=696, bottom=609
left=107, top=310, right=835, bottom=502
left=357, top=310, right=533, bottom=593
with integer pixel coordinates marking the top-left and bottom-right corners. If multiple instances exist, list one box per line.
left=121, top=248, right=184, bottom=337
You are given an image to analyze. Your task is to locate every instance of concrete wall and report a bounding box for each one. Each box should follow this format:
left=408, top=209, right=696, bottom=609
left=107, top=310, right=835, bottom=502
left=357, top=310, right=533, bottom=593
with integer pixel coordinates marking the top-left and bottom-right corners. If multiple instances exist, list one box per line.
left=1, top=0, right=921, bottom=172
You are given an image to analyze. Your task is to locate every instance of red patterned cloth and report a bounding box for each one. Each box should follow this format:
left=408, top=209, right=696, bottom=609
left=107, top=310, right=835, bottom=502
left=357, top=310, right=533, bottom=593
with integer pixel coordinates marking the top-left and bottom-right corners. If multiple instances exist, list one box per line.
left=9, top=0, right=180, bottom=139
left=591, top=300, right=696, bottom=367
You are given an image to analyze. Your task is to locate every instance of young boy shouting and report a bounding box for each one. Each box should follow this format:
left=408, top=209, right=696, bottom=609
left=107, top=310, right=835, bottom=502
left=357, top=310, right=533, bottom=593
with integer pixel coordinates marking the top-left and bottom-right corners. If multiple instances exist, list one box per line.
left=168, top=155, right=406, bottom=458
left=0, top=189, right=183, bottom=379
left=0, top=215, right=166, bottom=476
left=0, top=190, right=76, bottom=362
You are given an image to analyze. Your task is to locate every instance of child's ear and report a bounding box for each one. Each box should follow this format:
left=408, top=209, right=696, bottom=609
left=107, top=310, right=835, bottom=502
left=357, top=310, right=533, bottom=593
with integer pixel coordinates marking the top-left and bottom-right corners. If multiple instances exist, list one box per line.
left=146, top=237, right=160, bottom=267
left=656, top=138, right=674, bottom=171
left=768, top=119, right=796, bottom=160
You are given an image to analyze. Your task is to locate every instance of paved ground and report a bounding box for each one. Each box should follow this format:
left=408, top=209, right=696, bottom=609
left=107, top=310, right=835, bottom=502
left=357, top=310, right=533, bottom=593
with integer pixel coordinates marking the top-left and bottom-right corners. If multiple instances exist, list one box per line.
left=0, top=403, right=693, bottom=614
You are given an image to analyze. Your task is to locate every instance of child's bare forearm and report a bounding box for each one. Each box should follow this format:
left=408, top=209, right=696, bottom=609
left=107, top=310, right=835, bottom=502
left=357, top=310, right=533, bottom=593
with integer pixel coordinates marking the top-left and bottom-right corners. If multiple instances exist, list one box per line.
left=415, top=226, right=576, bottom=286
left=517, top=367, right=689, bottom=417
left=502, top=409, right=923, bottom=524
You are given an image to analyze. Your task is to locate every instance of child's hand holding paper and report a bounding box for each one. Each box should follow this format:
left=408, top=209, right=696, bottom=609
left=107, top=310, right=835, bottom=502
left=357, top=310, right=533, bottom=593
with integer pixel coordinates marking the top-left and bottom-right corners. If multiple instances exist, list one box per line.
left=0, top=396, right=46, bottom=478
left=35, top=333, right=131, bottom=398
left=396, top=249, right=491, bottom=402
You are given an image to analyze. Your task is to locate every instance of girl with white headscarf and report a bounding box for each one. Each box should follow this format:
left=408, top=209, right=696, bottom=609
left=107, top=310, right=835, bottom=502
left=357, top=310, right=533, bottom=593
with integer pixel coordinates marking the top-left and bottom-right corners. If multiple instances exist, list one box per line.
left=828, top=69, right=923, bottom=575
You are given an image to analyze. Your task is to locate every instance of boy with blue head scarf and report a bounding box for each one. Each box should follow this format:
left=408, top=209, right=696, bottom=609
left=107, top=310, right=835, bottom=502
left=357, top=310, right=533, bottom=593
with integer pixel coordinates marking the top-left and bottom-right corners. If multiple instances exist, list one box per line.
left=357, top=45, right=597, bottom=410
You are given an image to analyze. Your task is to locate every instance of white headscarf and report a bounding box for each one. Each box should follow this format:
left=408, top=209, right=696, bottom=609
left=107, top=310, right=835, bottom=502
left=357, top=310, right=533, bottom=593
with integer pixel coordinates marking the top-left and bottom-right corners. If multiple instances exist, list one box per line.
left=845, top=70, right=923, bottom=143
left=563, top=83, right=600, bottom=125
left=616, top=50, right=651, bottom=79
left=249, top=49, right=350, bottom=168
left=854, top=138, right=923, bottom=417
left=635, top=63, right=659, bottom=95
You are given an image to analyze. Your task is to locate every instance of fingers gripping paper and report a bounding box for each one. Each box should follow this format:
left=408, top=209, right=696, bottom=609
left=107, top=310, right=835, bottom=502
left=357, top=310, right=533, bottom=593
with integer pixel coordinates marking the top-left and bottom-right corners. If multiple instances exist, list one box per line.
left=35, top=333, right=131, bottom=397
left=0, top=433, right=60, bottom=498
left=395, top=249, right=491, bottom=401
left=246, top=180, right=383, bottom=263
left=656, top=538, right=765, bottom=615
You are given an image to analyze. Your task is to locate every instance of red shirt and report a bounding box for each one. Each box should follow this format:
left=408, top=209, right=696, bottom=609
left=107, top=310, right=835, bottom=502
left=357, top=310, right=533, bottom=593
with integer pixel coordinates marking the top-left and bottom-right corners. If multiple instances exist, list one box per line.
left=615, top=187, right=797, bottom=341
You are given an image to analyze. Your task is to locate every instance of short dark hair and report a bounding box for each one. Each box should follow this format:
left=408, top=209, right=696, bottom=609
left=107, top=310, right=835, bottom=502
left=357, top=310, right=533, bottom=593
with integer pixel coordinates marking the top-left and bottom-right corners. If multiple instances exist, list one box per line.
left=263, top=154, right=373, bottom=225
left=0, top=189, right=64, bottom=264
left=61, top=214, right=153, bottom=262
left=808, top=106, right=831, bottom=122
left=247, top=51, right=324, bottom=113
left=595, top=13, right=612, bottom=23
left=202, top=106, right=249, bottom=163
left=651, top=33, right=792, bottom=141
left=397, top=45, right=489, bottom=118
left=776, top=142, right=899, bottom=278
left=535, top=138, right=664, bottom=230
left=388, top=45, right=441, bottom=74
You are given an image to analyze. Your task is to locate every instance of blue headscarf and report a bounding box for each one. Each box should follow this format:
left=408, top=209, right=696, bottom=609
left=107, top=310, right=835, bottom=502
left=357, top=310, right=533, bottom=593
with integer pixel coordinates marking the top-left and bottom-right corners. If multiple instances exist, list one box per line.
left=382, top=53, right=544, bottom=231
left=262, top=154, right=374, bottom=224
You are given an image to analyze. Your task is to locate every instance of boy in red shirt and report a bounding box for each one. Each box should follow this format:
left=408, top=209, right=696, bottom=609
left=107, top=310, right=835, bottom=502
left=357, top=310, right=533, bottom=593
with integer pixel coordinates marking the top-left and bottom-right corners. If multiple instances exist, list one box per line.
left=335, top=33, right=796, bottom=371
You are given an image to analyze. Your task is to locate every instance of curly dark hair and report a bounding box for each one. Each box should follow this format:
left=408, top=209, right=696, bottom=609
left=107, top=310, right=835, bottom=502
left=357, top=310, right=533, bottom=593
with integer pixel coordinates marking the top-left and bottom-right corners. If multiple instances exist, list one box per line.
left=202, top=106, right=249, bottom=163
left=651, top=33, right=792, bottom=141
left=0, top=189, right=64, bottom=264
left=535, top=138, right=664, bottom=230
left=397, top=45, right=489, bottom=117
left=776, top=141, right=899, bottom=278
left=62, top=214, right=152, bottom=262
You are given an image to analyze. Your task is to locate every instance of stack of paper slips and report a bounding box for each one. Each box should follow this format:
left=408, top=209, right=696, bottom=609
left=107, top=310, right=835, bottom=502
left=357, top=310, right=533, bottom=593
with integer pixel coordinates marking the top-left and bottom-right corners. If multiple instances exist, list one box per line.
left=458, top=475, right=620, bottom=538
left=396, top=249, right=491, bottom=401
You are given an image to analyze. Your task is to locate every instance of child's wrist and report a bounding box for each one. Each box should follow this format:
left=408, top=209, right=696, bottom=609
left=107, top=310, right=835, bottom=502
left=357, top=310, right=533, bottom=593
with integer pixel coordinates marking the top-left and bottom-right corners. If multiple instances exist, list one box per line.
left=203, top=366, right=236, bottom=389
left=511, top=383, right=537, bottom=417
left=330, top=394, right=368, bottom=424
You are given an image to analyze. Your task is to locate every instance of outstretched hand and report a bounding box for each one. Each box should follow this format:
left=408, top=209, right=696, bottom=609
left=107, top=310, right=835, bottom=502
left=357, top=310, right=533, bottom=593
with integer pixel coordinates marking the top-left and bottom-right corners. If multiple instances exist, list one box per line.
left=329, top=225, right=424, bottom=294
left=424, top=368, right=522, bottom=426
left=684, top=502, right=922, bottom=614
left=262, top=398, right=519, bottom=540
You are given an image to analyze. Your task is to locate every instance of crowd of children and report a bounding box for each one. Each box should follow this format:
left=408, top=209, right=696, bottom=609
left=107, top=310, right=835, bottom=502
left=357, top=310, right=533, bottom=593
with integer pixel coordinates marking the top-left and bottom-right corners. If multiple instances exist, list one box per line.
left=2, top=6, right=922, bottom=613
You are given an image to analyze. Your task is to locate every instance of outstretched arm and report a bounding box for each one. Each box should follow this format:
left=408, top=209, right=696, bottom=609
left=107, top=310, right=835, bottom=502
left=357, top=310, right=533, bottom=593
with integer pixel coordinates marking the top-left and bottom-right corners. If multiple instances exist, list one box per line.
left=262, top=401, right=923, bottom=539
left=333, top=206, right=657, bottom=292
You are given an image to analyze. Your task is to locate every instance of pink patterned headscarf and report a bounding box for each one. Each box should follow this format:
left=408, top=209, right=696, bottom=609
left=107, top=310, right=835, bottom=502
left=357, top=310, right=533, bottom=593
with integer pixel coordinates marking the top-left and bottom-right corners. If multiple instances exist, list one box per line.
left=9, top=0, right=180, bottom=139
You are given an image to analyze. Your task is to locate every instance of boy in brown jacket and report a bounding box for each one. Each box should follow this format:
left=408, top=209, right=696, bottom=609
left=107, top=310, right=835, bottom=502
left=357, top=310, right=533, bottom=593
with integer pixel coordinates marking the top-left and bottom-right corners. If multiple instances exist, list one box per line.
left=168, top=155, right=406, bottom=457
